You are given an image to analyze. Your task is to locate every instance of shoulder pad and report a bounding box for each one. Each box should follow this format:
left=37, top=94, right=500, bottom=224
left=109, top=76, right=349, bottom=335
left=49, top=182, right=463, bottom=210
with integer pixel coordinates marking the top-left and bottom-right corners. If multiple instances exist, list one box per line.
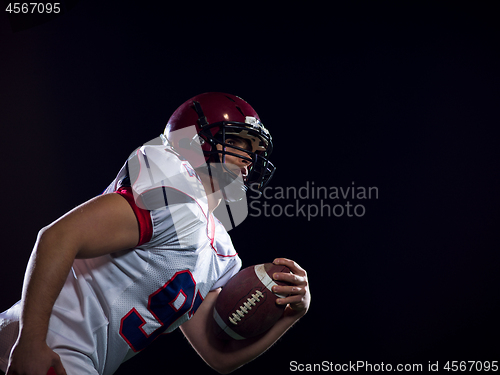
left=127, top=145, right=208, bottom=211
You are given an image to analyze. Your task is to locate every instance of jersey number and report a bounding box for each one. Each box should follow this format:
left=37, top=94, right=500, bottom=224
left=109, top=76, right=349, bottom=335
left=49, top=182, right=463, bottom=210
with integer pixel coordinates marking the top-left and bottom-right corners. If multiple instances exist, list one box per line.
left=120, top=270, right=204, bottom=352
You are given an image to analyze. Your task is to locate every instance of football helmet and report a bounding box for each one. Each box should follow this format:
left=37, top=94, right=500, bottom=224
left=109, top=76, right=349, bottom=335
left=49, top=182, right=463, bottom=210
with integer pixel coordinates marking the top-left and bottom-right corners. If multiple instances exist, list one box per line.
left=161, top=92, right=276, bottom=193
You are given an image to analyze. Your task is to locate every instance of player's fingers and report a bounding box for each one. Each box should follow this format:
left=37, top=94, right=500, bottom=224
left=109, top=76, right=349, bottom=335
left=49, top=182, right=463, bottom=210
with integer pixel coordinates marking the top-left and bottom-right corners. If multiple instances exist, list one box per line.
left=53, top=364, right=67, bottom=375
left=273, top=270, right=307, bottom=286
left=272, top=284, right=306, bottom=297
left=51, top=354, right=67, bottom=375
left=276, top=291, right=307, bottom=307
left=273, top=258, right=307, bottom=277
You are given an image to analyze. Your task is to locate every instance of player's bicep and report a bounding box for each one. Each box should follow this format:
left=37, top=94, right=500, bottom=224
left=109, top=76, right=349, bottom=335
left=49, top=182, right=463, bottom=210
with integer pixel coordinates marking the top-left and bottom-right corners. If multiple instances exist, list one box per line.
left=180, top=289, right=226, bottom=362
left=181, top=288, right=220, bottom=340
left=42, top=193, right=140, bottom=259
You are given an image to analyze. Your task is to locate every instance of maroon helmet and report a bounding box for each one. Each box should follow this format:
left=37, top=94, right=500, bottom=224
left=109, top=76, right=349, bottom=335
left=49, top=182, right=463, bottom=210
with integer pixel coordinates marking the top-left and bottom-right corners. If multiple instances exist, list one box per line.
left=161, top=92, right=275, bottom=192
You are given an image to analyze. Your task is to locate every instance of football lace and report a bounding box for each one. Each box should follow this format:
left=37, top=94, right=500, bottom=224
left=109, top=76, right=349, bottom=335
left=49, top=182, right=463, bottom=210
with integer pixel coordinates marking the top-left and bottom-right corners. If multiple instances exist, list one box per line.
left=229, top=290, right=264, bottom=325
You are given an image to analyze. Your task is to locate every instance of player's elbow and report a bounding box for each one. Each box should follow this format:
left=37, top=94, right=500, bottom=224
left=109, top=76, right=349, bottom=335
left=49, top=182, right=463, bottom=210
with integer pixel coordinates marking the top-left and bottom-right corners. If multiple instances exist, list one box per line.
left=202, top=350, right=243, bottom=374
left=215, top=368, right=236, bottom=374
left=207, top=360, right=240, bottom=374
left=36, top=223, right=80, bottom=259
left=36, top=224, right=55, bottom=246
left=37, top=223, right=63, bottom=246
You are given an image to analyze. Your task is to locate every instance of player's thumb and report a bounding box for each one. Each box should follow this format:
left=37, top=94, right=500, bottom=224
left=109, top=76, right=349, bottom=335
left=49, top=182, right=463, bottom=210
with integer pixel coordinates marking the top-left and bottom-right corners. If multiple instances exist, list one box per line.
left=51, top=353, right=67, bottom=375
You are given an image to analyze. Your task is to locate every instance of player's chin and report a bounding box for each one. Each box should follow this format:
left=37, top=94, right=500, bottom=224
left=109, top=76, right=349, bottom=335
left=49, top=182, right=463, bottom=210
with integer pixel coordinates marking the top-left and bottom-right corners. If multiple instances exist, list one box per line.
left=226, top=168, right=243, bottom=179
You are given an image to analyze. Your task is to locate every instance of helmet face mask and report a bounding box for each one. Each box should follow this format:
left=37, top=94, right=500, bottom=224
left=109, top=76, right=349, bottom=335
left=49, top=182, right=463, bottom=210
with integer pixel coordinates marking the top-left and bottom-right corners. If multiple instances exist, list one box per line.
left=201, top=120, right=274, bottom=189
left=163, top=93, right=276, bottom=194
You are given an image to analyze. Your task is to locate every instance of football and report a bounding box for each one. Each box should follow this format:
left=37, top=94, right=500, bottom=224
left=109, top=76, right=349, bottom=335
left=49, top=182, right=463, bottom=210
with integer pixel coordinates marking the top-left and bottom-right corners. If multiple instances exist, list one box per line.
left=213, top=262, right=291, bottom=340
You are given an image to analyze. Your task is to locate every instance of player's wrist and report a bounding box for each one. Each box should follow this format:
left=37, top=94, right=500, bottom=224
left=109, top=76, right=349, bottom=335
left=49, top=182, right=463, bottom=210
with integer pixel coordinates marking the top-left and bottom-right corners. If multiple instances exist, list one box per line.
left=17, top=324, right=49, bottom=344
left=283, top=304, right=308, bottom=321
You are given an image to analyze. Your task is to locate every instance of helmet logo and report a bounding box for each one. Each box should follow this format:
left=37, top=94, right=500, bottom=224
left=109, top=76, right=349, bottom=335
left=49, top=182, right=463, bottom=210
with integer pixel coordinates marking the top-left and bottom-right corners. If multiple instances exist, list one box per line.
left=245, top=116, right=269, bottom=136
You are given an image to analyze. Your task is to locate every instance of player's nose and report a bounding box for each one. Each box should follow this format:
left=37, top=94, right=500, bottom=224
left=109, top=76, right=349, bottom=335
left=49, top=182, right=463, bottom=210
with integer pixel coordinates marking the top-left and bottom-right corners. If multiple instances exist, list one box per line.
left=234, top=155, right=252, bottom=170
left=228, top=157, right=250, bottom=178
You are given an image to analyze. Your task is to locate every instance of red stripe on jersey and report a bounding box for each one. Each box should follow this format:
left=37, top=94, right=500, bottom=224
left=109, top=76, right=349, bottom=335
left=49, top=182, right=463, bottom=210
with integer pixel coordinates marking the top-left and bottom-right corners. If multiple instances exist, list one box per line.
left=115, top=186, right=153, bottom=246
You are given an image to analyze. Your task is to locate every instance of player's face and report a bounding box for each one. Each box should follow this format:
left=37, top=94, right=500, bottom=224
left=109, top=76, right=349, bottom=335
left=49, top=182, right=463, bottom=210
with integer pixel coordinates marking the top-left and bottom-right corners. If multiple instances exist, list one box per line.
left=216, top=136, right=253, bottom=179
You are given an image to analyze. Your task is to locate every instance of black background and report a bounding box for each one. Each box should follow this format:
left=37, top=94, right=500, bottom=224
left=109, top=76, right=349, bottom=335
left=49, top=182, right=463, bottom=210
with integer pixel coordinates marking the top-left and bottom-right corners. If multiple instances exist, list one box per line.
left=1, top=1, right=499, bottom=373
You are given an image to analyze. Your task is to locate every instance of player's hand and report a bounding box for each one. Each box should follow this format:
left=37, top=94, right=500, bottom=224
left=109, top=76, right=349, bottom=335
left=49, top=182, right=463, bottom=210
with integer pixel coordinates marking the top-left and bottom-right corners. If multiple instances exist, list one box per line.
left=7, top=336, right=67, bottom=375
left=272, top=258, right=311, bottom=318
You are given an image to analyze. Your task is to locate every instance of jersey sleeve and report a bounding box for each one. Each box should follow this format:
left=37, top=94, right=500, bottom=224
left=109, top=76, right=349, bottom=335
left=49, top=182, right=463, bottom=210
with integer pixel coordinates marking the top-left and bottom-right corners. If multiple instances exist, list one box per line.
left=210, top=255, right=242, bottom=291
left=114, top=186, right=153, bottom=246
left=209, top=219, right=242, bottom=290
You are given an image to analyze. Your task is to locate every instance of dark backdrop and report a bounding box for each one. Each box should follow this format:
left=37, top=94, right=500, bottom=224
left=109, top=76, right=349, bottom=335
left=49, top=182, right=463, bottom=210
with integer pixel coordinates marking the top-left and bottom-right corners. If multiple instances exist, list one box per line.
left=1, top=1, right=499, bottom=373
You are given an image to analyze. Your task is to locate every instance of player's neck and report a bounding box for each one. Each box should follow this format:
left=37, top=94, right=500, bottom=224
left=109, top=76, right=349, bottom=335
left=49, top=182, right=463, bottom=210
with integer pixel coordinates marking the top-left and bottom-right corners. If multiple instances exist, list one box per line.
left=197, top=170, right=223, bottom=213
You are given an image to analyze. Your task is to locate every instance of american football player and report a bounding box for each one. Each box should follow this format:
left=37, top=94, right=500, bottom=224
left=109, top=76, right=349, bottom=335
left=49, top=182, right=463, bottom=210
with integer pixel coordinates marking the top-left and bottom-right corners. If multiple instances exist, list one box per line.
left=0, top=93, right=310, bottom=375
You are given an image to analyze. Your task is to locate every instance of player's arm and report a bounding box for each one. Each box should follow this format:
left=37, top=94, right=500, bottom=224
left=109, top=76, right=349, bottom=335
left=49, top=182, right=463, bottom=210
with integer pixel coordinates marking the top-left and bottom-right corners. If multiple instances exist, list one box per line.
left=7, top=193, right=140, bottom=375
left=180, top=258, right=310, bottom=374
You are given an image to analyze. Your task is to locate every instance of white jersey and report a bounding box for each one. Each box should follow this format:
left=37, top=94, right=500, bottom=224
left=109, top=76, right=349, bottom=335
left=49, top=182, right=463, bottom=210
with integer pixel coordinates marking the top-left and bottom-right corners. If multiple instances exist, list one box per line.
left=0, top=145, right=242, bottom=375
